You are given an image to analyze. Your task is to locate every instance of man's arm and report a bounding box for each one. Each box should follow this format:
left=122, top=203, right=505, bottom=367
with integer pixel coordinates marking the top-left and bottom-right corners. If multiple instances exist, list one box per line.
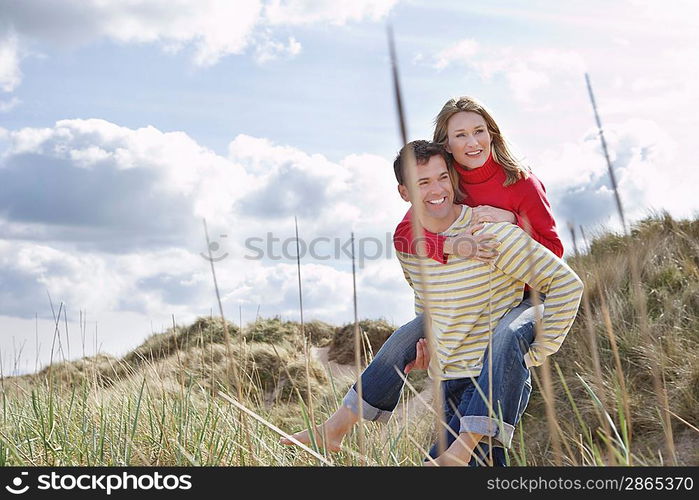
left=483, top=223, right=583, bottom=367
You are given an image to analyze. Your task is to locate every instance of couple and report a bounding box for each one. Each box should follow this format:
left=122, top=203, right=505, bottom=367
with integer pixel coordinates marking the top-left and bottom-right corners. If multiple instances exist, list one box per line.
left=282, top=96, right=584, bottom=466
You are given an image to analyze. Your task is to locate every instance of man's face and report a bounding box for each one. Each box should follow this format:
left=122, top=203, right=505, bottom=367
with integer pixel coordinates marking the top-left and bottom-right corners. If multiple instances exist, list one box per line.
left=398, top=154, right=455, bottom=219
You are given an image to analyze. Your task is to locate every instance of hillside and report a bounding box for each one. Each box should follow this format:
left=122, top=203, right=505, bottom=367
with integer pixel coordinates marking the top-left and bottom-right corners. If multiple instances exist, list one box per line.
left=0, top=213, right=697, bottom=466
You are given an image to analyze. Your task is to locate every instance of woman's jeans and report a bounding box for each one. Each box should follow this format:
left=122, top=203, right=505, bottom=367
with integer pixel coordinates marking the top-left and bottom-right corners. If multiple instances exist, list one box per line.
left=342, top=292, right=542, bottom=457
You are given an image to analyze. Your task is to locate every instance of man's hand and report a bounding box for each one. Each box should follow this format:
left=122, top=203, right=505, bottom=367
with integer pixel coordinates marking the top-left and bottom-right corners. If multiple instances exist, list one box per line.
left=471, top=205, right=516, bottom=225
left=444, top=222, right=500, bottom=262
left=404, top=338, right=430, bottom=374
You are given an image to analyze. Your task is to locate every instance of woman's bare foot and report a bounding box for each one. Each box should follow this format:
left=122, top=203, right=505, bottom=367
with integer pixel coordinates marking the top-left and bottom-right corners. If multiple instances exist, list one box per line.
left=280, top=405, right=359, bottom=453
left=425, top=451, right=471, bottom=466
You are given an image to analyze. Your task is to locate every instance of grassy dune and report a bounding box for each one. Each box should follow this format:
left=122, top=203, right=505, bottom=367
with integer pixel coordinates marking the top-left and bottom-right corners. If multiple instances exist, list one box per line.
left=0, top=213, right=697, bottom=466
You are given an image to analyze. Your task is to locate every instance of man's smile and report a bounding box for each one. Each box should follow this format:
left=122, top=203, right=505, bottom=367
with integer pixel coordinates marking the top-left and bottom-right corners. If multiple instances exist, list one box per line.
left=427, top=197, right=447, bottom=205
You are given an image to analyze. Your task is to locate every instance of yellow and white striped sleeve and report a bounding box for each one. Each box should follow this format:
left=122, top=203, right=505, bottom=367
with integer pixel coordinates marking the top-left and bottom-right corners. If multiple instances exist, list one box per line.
left=484, top=223, right=584, bottom=367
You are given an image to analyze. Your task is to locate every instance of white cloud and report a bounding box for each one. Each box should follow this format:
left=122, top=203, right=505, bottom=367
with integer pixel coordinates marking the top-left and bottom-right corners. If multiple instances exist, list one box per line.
left=433, top=39, right=479, bottom=70
left=227, top=133, right=405, bottom=235
left=0, top=0, right=399, bottom=95
left=2, top=0, right=264, bottom=67
left=0, top=120, right=409, bottom=349
left=0, top=96, right=20, bottom=112
left=254, top=35, right=302, bottom=64
left=627, top=0, right=699, bottom=34
left=431, top=40, right=587, bottom=105
left=264, top=0, right=399, bottom=25
left=534, top=118, right=694, bottom=235
left=0, top=33, right=22, bottom=92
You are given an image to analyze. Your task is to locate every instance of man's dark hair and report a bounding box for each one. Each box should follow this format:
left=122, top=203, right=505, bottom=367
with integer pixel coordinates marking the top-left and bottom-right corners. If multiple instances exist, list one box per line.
left=393, top=140, right=452, bottom=185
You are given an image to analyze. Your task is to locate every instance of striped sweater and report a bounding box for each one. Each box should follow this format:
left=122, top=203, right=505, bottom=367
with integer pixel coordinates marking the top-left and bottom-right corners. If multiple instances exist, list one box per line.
left=396, top=205, right=583, bottom=379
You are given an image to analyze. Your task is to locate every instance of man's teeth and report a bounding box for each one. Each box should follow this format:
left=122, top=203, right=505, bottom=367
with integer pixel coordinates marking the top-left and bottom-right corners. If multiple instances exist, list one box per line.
left=428, top=197, right=446, bottom=205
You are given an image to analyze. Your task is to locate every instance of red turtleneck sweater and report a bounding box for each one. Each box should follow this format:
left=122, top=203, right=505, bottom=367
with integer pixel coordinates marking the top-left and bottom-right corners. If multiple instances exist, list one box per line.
left=394, top=155, right=563, bottom=262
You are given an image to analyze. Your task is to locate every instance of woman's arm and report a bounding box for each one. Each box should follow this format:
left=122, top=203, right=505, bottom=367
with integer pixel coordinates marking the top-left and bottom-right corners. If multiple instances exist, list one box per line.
left=394, top=208, right=498, bottom=263
left=513, top=175, right=564, bottom=258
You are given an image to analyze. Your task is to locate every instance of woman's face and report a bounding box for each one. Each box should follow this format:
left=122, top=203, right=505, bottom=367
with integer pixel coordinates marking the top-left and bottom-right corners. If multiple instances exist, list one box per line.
left=445, top=111, right=491, bottom=170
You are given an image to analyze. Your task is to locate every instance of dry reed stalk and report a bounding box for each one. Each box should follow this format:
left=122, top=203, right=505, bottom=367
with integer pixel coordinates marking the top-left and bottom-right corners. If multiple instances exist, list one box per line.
left=351, top=232, right=366, bottom=464
left=171, top=315, right=186, bottom=404
left=46, top=302, right=64, bottom=388
left=666, top=408, right=699, bottom=435
left=629, top=245, right=676, bottom=464
left=202, top=219, right=238, bottom=396
left=569, top=223, right=615, bottom=464
left=600, top=290, right=633, bottom=463
left=522, top=216, right=564, bottom=465
left=485, top=256, right=496, bottom=465
left=388, top=24, right=446, bottom=458
left=47, top=292, right=66, bottom=364
left=218, top=391, right=333, bottom=465
left=531, top=364, right=579, bottom=463
left=585, top=73, right=652, bottom=465
left=585, top=73, right=626, bottom=233
left=294, top=217, right=321, bottom=462
left=63, top=304, right=71, bottom=363
left=294, top=218, right=328, bottom=462
left=202, top=218, right=251, bottom=463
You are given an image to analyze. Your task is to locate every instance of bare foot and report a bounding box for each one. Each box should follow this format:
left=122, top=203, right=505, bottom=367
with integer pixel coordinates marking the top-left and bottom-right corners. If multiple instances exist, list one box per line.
left=280, top=406, right=358, bottom=453
left=280, top=425, right=343, bottom=452
left=428, top=452, right=471, bottom=466
left=424, top=431, right=484, bottom=466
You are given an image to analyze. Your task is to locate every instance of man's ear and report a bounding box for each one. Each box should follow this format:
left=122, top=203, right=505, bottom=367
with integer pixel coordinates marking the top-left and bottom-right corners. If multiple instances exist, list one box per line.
left=397, top=184, right=410, bottom=202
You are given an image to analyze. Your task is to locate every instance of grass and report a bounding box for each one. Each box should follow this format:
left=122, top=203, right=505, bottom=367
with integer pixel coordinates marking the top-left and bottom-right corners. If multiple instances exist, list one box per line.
left=0, top=213, right=697, bottom=466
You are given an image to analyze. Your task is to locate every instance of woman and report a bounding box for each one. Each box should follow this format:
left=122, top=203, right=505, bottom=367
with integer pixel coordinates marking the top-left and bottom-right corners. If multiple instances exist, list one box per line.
left=282, top=96, right=562, bottom=465
left=395, top=95, right=562, bottom=260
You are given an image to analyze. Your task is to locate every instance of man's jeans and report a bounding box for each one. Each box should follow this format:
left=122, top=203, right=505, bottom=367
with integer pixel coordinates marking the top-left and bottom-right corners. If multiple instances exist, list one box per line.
left=342, top=293, right=541, bottom=457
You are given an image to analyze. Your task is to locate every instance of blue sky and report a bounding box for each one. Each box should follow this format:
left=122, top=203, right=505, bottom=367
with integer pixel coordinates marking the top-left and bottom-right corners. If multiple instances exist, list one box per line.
left=1, top=0, right=698, bottom=375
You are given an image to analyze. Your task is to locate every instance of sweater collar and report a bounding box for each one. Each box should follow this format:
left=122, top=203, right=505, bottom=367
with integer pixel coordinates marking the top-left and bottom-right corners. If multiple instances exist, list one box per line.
left=454, top=152, right=500, bottom=184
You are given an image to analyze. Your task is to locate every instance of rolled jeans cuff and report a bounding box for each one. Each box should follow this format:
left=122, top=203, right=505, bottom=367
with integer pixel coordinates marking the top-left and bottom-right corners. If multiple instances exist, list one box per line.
left=459, top=415, right=515, bottom=448
left=342, top=387, right=393, bottom=423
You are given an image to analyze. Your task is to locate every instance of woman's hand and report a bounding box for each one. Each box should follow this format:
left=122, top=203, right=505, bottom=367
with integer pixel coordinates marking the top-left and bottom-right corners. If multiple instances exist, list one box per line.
left=471, top=205, right=516, bottom=224
left=444, top=222, right=500, bottom=262
left=404, top=338, right=429, bottom=374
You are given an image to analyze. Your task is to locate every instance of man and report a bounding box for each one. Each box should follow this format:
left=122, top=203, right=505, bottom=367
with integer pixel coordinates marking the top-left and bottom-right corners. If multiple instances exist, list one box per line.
left=283, top=141, right=583, bottom=466
left=393, top=140, right=583, bottom=465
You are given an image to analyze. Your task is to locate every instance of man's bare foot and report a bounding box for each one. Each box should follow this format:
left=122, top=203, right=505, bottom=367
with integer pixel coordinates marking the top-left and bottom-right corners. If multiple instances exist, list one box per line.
left=280, top=405, right=359, bottom=453
left=280, top=425, right=343, bottom=452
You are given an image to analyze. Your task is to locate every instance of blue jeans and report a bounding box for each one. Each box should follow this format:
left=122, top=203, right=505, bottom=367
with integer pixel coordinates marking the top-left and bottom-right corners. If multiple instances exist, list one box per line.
left=427, top=315, right=535, bottom=464
left=342, top=293, right=541, bottom=453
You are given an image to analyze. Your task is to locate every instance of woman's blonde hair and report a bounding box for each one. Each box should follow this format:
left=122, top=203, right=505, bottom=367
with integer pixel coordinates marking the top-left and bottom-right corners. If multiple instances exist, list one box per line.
left=433, top=96, right=529, bottom=187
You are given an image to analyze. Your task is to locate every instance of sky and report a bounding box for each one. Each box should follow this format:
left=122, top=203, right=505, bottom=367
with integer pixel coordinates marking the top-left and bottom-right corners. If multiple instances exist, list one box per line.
left=1, top=0, right=698, bottom=375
